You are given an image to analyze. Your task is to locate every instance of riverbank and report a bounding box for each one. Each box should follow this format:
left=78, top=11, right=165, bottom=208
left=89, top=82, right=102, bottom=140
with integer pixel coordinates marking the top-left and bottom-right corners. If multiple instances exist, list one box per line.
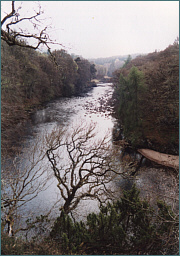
left=114, top=145, right=179, bottom=213
left=136, top=166, right=179, bottom=212
left=2, top=41, right=98, bottom=157
left=1, top=83, right=117, bottom=237
left=1, top=82, right=97, bottom=157
left=2, top=82, right=179, bottom=255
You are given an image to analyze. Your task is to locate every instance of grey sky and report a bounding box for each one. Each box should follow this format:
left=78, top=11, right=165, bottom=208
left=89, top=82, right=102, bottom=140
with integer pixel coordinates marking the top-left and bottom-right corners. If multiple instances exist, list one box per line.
left=1, top=1, right=179, bottom=58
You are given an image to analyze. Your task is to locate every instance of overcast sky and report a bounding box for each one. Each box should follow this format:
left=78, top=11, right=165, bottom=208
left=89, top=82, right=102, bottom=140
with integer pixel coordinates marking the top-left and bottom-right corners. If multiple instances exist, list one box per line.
left=1, top=1, right=179, bottom=58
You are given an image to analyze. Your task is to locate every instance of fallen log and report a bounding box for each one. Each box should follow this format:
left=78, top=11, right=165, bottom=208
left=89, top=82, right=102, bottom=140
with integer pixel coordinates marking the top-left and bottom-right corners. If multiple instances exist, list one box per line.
left=137, top=148, right=179, bottom=170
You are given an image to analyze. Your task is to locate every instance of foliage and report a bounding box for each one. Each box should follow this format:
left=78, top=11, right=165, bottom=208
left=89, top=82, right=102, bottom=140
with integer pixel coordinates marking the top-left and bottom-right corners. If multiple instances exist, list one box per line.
left=95, top=64, right=107, bottom=80
left=50, top=185, right=179, bottom=255
left=1, top=233, right=60, bottom=255
left=1, top=234, right=28, bottom=255
left=90, top=53, right=139, bottom=77
left=122, top=54, right=132, bottom=68
left=51, top=49, right=78, bottom=96
left=1, top=40, right=96, bottom=156
left=2, top=187, right=178, bottom=255
left=74, top=57, right=94, bottom=94
left=114, top=66, right=146, bottom=147
left=113, top=44, right=179, bottom=153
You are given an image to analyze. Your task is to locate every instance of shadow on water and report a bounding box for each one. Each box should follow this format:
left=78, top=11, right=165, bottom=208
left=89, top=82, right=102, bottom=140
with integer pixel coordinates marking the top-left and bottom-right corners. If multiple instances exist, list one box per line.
left=2, top=83, right=178, bottom=241
left=8, top=83, right=117, bottom=224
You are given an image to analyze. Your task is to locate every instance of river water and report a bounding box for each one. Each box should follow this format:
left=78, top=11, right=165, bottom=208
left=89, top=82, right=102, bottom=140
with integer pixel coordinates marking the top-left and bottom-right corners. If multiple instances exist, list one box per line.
left=31, top=83, right=115, bottom=136
left=3, top=82, right=178, bottom=238
left=19, top=83, right=118, bottom=223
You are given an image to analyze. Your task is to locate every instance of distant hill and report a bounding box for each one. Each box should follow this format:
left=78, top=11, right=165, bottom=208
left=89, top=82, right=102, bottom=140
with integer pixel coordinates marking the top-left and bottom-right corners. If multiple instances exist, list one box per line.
left=89, top=53, right=143, bottom=77
left=89, top=53, right=140, bottom=65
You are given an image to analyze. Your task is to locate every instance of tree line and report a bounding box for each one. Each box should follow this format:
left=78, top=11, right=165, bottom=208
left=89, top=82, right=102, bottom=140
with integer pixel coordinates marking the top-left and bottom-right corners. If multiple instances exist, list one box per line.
left=1, top=40, right=179, bottom=255
left=112, top=43, right=179, bottom=154
left=1, top=40, right=96, bottom=156
left=1, top=3, right=179, bottom=254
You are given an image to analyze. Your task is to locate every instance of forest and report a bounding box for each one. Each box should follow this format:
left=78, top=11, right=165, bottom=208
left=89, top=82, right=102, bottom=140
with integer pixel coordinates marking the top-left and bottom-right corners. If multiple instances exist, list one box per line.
left=1, top=41, right=96, bottom=156
left=113, top=43, right=179, bottom=154
left=2, top=42, right=179, bottom=256
left=1, top=2, right=179, bottom=255
left=89, top=53, right=141, bottom=78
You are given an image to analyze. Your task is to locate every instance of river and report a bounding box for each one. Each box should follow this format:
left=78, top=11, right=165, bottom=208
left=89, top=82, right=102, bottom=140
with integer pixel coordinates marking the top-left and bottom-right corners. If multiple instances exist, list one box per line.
left=3, top=82, right=178, bottom=238
left=18, top=83, right=118, bottom=225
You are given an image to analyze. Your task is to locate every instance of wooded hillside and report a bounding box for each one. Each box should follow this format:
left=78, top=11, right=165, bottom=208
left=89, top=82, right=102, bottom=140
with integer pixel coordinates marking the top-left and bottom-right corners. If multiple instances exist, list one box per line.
left=1, top=42, right=96, bottom=156
left=89, top=53, right=139, bottom=78
left=113, top=43, right=179, bottom=154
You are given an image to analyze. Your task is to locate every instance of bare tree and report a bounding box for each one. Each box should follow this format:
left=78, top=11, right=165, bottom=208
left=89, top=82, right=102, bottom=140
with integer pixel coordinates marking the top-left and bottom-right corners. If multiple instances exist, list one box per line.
left=1, top=1, right=62, bottom=53
left=1, top=140, right=51, bottom=236
left=45, top=123, right=123, bottom=215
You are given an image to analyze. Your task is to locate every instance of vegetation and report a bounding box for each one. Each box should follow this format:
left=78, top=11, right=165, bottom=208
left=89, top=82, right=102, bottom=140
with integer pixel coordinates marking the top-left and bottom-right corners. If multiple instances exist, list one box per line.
left=2, top=124, right=178, bottom=255
left=1, top=3, right=179, bottom=255
left=89, top=53, right=139, bottom=78
left=2, top=186, right=178, bottom=255
left=1, top=1, right=63, bottom=54
left=1, top=139, right=50, bottom=237
left=115, top=66, right=147, bottom=146
left=113, top=43, right=179, bottom=154
left=1, top=40, right=96, bottom=156
left=50, top=186, right=178, bottom=255
left=45, top=123, right=124, bottom=215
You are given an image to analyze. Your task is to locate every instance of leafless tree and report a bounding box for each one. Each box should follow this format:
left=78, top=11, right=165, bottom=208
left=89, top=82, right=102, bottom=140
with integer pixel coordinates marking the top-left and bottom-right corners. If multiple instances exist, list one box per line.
left=1, top=139, right=51, bottom=236
left=1, top=1, right=62, bottom=53
left=45, top=123, right=124, bottom=215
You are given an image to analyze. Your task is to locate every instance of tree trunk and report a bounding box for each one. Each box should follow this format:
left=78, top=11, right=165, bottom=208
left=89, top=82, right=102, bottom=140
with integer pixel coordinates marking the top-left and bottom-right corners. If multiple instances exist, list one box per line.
left=6, top=214, right=14, bottom=236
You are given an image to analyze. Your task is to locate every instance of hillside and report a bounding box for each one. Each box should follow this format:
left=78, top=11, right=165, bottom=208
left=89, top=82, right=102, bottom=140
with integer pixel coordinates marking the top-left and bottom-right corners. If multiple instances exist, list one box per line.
left=89, top=53, right=141, bottom=78
left=89, top=53, right=140, bottom=65
left=113, top=43, right=179, bottom=154
left=1, top=42, right=96, bottom=156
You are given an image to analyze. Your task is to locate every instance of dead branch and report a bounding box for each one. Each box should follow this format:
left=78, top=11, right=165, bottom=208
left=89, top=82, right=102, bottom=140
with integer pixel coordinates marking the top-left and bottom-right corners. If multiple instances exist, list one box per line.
left=45, top=123, right=125, bottom=215
left=1, top=1, right=63, bottom=56
left=1, top=137, right=51, bottom=236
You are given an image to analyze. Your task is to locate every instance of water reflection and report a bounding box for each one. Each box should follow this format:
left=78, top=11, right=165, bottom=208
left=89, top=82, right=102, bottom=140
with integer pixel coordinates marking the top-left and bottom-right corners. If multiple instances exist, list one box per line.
left=21, top=83, right=117, bottom=221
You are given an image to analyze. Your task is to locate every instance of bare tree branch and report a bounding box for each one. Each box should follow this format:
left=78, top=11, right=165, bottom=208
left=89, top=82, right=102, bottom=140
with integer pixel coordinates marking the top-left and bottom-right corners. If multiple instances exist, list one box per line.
left=1, top=138, right=51, bottom=236
left=45, top=123, right=125, bottom=215
left=1, top=1, right=15, bottom=26
left=1, top=1, right=63, bottom=58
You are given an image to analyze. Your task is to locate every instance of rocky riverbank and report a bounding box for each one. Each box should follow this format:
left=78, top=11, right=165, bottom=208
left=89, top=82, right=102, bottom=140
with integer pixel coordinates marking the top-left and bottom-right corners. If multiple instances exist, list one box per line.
left=113, top=144, right=179, bottom=214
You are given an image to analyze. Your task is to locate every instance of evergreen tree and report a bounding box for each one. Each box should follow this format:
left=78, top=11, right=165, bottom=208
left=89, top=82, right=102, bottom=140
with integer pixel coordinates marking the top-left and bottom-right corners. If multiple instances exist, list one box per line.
left=122, top=54, right=132, bottom=68
left=50, top=185, right=178, bottom=255
left=116, top=66, right=146, bottom=146
left=90, top=63, right=97, bottom=79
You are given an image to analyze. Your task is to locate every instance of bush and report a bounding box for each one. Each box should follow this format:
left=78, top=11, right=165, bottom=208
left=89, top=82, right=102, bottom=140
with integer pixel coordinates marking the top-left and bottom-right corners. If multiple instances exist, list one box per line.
left=50, top=185, right=179, bottom=255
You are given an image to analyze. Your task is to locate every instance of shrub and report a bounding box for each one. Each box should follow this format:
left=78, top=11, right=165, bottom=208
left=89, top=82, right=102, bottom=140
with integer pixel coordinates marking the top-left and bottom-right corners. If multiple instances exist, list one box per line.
left=50, top=185, right=179, bottom=255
